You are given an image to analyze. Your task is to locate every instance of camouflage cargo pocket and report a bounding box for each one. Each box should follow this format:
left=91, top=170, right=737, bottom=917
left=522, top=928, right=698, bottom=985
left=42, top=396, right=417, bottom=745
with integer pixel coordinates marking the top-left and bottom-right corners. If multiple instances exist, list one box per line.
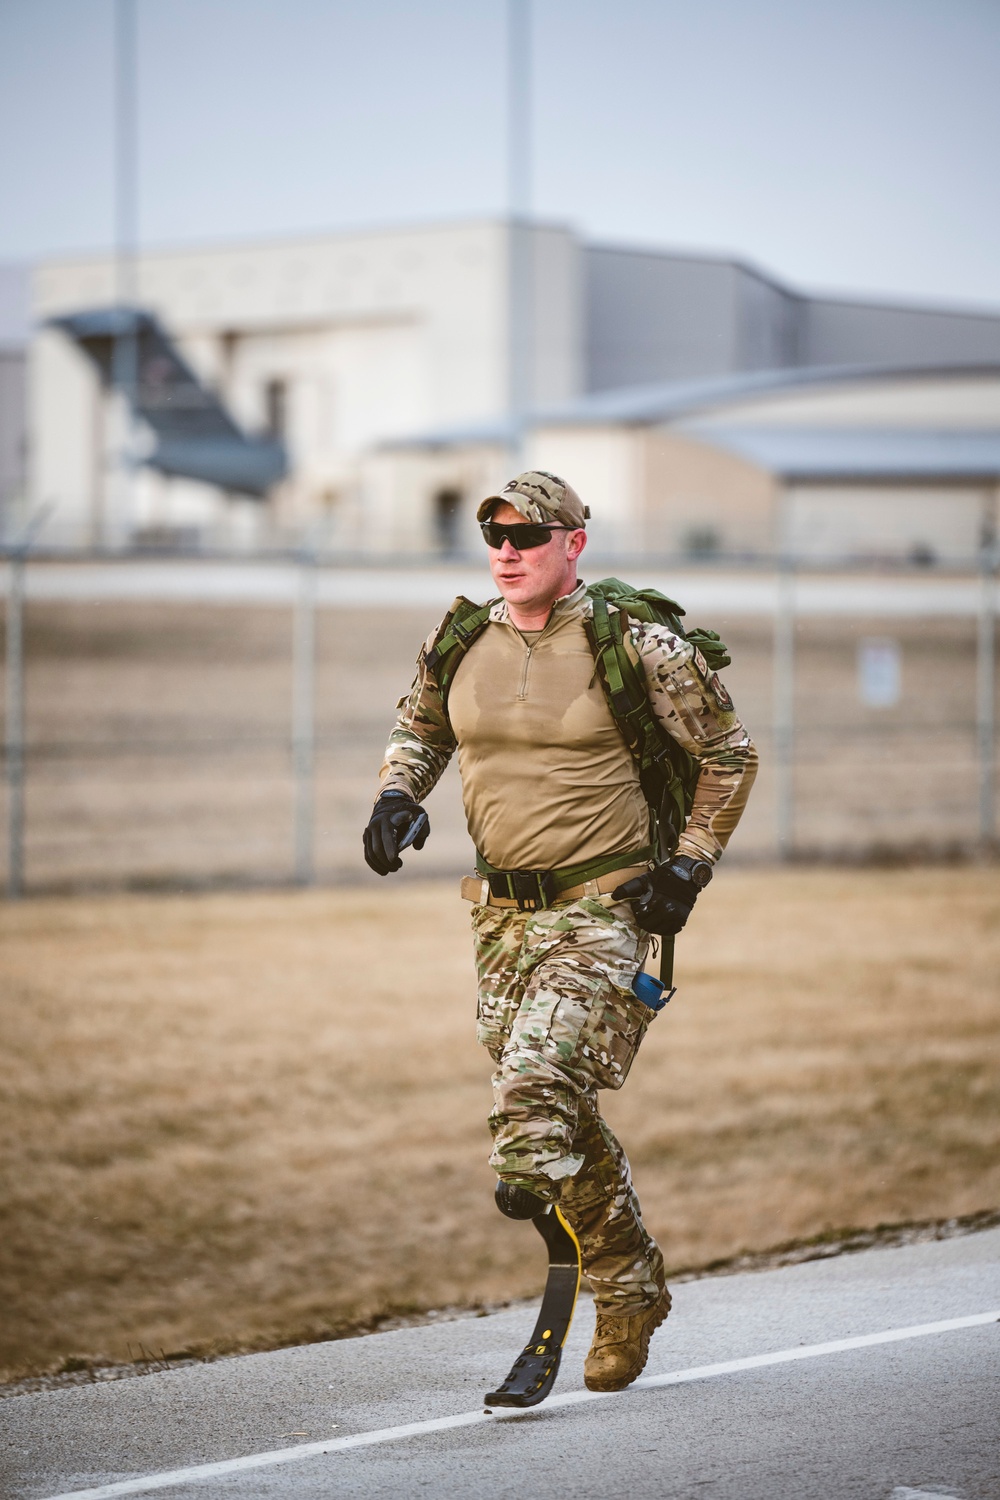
left=575, top=985, right=652, bottom=1091
left=527, top=966, right=652, bottom=1092
left=517, top=897, right=651, bottom=1091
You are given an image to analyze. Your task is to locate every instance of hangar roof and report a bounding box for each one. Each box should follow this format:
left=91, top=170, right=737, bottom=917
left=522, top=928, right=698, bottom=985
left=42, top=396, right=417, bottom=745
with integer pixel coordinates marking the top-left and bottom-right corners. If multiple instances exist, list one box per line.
left=542, top=361, right=1000, bottom=428
left=385, top=361, right=1000, bottom=454
left=676, top=425, right=1000, bottom=482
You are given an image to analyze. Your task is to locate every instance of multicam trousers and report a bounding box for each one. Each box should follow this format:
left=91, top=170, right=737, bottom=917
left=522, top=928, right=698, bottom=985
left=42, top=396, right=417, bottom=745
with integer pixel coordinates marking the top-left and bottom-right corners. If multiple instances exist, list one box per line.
left=472, top=895, right=665, bottom=1313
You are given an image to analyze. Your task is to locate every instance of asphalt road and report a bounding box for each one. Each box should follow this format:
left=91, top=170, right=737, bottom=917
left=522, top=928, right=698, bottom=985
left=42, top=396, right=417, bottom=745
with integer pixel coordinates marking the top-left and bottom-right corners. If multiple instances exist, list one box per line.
left=2, top=1226, right=998, bottom=1500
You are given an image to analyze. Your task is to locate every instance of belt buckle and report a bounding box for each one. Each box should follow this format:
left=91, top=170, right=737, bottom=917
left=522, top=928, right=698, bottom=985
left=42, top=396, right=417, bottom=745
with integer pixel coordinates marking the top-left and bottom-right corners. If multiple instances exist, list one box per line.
left=491, top=869, right=558, bottom=911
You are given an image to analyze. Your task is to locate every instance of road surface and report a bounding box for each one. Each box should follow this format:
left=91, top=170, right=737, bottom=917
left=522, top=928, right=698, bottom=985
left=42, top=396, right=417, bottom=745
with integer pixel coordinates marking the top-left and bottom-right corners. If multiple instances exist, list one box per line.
left=2, top=1225, right=998, bottom=1499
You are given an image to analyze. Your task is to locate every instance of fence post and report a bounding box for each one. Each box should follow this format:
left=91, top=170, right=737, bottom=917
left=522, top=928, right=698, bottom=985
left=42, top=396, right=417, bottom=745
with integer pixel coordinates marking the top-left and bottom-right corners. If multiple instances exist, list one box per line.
left=977, top=541, right=997, bottom=851
left=292, top=554, right=317, bottom=885
left=5, top=551, right=25, bottom=899
left=773, top=496, right=796, bottom=860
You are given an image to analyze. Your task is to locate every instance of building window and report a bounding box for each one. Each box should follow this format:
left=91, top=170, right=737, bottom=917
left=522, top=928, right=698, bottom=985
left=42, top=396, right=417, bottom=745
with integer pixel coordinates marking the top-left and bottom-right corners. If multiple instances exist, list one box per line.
left=435, top=488, right=463, bottom=554
left=264, top=378, right=287, bottom=439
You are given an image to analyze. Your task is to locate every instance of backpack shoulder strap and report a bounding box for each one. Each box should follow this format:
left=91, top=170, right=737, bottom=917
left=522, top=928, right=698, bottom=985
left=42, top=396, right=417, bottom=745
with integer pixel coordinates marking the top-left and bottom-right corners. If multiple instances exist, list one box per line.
left=424, top=596, right=495, bottom=705
left=583, top=590, right=662, bottom=778
left=584, top=587, right=702, bottom=855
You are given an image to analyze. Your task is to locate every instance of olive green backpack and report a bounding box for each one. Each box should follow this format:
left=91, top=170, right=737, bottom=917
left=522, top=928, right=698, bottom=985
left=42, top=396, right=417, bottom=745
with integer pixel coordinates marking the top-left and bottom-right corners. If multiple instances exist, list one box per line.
left=424, top=577, right=731, bottom=860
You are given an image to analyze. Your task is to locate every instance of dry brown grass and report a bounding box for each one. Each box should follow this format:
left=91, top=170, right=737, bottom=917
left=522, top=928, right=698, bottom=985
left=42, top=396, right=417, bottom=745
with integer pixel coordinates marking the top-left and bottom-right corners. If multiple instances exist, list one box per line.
left=1, top=866, right=998, bottom=1381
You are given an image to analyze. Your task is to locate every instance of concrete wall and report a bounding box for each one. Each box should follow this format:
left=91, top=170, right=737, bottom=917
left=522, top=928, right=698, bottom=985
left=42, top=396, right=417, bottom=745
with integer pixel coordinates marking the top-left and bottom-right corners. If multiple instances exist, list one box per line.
left=28, top=328, right=103, bottom=545
left=525, top=424, right=646, bottom=555
left=360, top=443, right=510, bottom=556
left=33, top=220, right=513, bottom=428
left=30, top=220, right=581, bottom=547
left=504, top=422, right=778, bottom=559
left=530, top=371, right=1000, bottom=564
left=640, top=429, right=778, bottom=557
left=671, top=372, right=1000, bottom=564
left=519, top=223, right=582, bottom=413
left=371, top=366, right=1000, bottom=562
left=787, top=482, right=992, bottom=564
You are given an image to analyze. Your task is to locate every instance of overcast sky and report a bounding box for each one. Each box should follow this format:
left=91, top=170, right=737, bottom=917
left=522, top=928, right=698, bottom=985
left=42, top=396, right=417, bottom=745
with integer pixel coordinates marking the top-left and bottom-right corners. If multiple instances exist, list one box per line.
left=2, top=0, right=999, bottom=309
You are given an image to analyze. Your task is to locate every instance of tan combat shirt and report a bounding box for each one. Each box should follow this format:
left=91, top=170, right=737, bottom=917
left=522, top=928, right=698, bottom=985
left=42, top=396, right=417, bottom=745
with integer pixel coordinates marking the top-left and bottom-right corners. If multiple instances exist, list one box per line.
left=378, top=581, right=757, bottom=870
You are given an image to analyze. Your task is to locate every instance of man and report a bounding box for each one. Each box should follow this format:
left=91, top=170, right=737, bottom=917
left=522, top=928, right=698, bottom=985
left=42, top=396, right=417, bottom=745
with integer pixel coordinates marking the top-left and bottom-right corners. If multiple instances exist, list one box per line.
left=364, top=471, right=757, bottom=1391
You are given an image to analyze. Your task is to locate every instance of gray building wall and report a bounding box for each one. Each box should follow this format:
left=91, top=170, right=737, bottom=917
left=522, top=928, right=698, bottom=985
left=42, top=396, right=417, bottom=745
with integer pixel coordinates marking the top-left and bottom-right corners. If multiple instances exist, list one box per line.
left=585, top=248, right=737, bottom=389
left=0, top=263, right=31, bottom=345
left=585, top=242, right=1000, bottom=393
left=799, top=295, right=1000, bottom=368
left=584, top=246, right=799, bottom=391
left=0, top=348, right=27, bottom=533
left=0, top=264, right=30, bottom=537
left=737, top=269, right=801, bottom=371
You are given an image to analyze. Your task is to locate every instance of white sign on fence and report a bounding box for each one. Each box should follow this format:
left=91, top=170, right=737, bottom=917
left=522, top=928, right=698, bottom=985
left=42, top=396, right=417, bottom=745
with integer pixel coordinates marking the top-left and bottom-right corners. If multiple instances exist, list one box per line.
left=858, top=637, right=902, bottom=707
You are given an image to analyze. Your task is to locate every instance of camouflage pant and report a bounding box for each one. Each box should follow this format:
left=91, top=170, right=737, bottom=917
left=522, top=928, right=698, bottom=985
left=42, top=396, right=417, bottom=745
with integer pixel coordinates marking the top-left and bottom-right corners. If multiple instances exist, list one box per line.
left=472, top=896, right=664, bottom=1313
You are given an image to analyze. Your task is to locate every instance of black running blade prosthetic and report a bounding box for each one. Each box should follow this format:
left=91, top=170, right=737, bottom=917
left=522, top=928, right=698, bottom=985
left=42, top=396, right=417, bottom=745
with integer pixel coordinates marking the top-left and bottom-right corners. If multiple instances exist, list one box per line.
left=484, top=1206, right=582, bottom=1409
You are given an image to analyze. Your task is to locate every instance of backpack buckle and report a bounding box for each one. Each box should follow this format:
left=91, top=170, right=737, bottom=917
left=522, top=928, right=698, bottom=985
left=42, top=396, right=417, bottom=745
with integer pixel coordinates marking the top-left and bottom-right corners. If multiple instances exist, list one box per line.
left=488, top=869, right=558, bottom=911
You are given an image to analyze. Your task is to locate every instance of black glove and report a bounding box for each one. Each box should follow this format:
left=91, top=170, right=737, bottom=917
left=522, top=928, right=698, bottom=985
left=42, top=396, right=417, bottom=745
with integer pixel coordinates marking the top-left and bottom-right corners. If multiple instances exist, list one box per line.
left=612, top=855, right=713, bottom=936
left=363, top=790, right=430, bottom=876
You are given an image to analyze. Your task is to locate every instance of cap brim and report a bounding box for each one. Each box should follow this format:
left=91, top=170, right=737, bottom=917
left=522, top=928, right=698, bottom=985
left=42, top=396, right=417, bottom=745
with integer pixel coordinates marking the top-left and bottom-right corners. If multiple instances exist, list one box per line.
left=476, top=493, right=533, bottom=523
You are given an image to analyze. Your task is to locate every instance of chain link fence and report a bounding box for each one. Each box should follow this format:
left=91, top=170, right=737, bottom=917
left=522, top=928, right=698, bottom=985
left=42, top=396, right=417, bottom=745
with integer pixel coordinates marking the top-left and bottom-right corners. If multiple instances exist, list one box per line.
left=2, top=554, right=997, bottom=896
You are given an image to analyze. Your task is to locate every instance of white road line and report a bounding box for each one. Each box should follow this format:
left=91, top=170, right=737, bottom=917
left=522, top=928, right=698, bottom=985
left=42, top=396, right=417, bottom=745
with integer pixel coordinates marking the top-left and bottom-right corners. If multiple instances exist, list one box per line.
left=39, top=1310, right=999, bottom=1500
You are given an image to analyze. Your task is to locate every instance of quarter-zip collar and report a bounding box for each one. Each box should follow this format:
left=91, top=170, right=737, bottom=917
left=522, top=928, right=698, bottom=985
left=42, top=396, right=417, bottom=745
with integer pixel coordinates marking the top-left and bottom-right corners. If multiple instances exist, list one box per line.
left=488, top=580, right=589, bottom=701
left=487, top=579, right=589, bottom=628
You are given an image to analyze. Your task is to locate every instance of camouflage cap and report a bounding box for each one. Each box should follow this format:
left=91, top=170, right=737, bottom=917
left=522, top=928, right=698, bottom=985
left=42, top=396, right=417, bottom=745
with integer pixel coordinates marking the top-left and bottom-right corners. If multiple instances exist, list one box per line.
left=477, top=470, right=590, bottom=528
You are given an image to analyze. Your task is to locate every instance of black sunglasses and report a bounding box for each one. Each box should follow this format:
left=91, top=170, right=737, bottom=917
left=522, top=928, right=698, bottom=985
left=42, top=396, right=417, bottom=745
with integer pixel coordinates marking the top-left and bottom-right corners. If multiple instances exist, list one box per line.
left=480, top=521, right=575, bottom=550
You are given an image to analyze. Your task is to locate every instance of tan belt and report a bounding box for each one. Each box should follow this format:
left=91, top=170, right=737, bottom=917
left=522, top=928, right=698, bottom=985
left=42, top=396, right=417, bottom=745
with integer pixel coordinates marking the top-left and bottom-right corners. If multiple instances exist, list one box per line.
left=460, top=862, right=651, bottom=910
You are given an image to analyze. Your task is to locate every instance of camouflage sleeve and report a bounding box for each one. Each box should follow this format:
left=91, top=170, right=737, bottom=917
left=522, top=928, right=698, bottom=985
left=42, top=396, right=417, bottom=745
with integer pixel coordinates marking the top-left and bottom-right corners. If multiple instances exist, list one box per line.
left=376, top=619, right=457, bottom=805
left=631, top=622, right=758, bottom=864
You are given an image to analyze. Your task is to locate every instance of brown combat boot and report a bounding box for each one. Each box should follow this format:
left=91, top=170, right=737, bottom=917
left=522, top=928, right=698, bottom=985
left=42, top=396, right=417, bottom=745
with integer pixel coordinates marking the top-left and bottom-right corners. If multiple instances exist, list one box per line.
left=583, top=1283, right=672, bottom=1391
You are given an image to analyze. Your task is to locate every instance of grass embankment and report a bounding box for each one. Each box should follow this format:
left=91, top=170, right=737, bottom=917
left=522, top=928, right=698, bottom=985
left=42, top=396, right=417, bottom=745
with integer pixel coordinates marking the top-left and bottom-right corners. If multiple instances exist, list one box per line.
left=1, top=867, right=998, bottom=1381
